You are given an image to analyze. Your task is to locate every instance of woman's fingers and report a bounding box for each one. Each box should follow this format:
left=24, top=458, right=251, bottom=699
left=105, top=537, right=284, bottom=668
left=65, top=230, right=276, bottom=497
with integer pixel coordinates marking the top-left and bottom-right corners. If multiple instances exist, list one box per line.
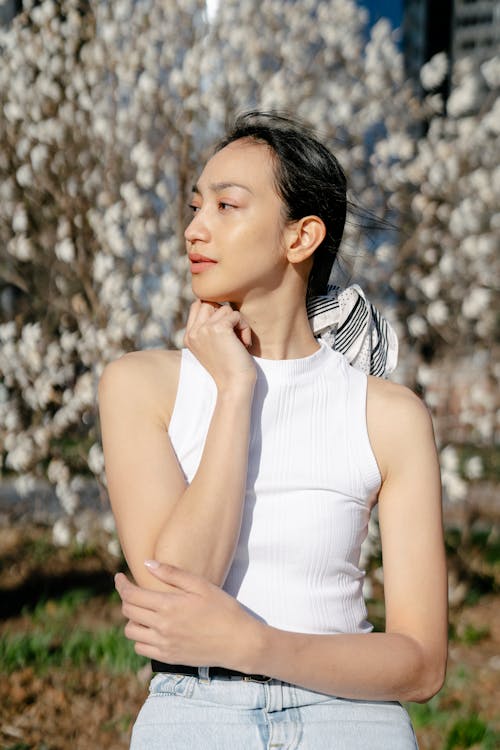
left=144, top=559, right=209, bottom=593
left=194, top=299, right=221, bottom=324
left=121, top=601, right=161, bottom=629
left=114, top=572, right=180, bottom=610
left=184, top=298, right=202, bottom=332
left=184, top=298, right=222, bottom=334
left=186, top=304, right=242, bottom=341
left=182, top=300, right=256, bottom=388
left=203, top=305, right=251, bottom=341
left=234, top=315, right=253, bottom=348
left=124, top=620, right=159, bottom=645
left=188, top=300, right=249, bottom=334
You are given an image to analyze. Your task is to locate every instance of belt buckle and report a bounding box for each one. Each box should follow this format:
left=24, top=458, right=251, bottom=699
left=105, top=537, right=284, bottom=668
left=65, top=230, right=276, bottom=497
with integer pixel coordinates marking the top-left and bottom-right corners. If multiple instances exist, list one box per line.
left=242, top=673, right=273, bottom=683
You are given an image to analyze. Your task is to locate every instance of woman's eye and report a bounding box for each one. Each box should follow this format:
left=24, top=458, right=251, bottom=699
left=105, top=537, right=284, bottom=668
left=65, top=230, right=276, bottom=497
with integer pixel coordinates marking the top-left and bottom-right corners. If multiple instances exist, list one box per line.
left=188, top=202, right=235, bottom=213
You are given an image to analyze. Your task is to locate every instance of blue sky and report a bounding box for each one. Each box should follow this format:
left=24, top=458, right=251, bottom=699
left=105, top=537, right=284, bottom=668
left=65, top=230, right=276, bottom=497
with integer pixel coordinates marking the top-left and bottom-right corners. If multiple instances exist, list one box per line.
left=205, top=1, right=404, bottom=32
left=359, top=0, right=403, bottom=30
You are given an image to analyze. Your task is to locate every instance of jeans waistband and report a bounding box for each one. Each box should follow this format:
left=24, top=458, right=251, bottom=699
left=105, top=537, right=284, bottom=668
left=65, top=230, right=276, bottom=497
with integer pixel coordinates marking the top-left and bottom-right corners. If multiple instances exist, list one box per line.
left=151, top=660, right=272, bottom=683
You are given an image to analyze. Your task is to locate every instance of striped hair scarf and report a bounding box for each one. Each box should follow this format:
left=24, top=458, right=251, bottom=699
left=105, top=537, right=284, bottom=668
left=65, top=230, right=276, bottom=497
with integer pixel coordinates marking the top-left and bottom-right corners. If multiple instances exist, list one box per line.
left=306, top=284, right=398, bottom=378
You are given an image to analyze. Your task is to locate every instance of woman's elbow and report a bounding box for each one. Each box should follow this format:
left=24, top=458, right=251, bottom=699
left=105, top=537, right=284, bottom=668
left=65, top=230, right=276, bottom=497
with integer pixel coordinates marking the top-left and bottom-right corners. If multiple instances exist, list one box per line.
left=406, top=654, right=447, bottom=703
left=418, top=661, right=447, bottom=703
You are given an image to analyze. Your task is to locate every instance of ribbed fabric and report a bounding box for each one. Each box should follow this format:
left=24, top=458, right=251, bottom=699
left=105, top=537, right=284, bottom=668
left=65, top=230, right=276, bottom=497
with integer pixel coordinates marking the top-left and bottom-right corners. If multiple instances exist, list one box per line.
left=168, top=340, right=381, bottom=635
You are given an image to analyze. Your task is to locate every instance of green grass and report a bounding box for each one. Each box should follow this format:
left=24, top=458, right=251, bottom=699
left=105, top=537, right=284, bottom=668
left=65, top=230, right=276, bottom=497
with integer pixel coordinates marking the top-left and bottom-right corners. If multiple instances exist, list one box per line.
left=2, top=587, right=146, bottom=674
left=444, top=715, right=498, bottom=750
left=460, top=624, right=491, bottom=645
left=407, top=695, right=450, bottom=730
left=23, top=536, right=58, bottom=565
left=406, top=703, right=500, bottom=750
left=449, top=622, right=491, bottom=645
left=405, top=664, right=500, bottom=750
left=20, top=532, right=108, bottom=567
left=0, top=623, right=147, bottom=674
left=23, top=587, right=95, bottom=624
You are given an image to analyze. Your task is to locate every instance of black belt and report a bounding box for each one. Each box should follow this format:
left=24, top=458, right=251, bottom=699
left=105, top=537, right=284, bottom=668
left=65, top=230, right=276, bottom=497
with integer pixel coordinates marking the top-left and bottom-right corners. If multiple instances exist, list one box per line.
left=151, top=660, right=272, bottom=683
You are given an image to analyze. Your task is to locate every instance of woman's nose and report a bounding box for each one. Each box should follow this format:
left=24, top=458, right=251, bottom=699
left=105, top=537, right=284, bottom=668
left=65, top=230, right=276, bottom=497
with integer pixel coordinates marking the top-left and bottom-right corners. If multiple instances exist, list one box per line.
left=184, top=210, right=210, bottom=244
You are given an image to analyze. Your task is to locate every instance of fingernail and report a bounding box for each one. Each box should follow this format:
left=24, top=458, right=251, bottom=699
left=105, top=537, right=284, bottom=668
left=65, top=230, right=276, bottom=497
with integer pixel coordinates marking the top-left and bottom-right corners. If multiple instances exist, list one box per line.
left=144, top=559, right=160, bottom=569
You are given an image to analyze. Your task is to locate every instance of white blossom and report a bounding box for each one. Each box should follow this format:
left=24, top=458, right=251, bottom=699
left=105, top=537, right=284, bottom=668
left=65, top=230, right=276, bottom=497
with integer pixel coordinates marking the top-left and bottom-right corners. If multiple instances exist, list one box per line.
left=15, top=163, right=33, bottom=187
left=47, top=459, right=70, bottom=485
left=427, top=300, right=448, bottom=326
left=7, top=235, right=33, bottom=261
left=480, top=56, right=500, bottom=88
left=463, top=455, right=483, bottom=480
left=88, top=443, right=105, bottom=475
left=12, top=205, right=28, bottom=233
left=442, top=471, right=468, bottom=504
left=55, top=237, right=76, bottom=263
left=101, top=512, right=116, bottom=534
left=107, top=538, right=122, bottom=558
left=419, top=274, right=440, bottom=300
left=5, top=435, right=34, bottom=472
left=462, top=288, right=490, bottom=319
left=440, top=445, right=459, bottom=473
left=56, top=483, right=79, bottom=515
left=420, top=52, right=448, bottom=91
left=14, top=474, right=36, bottom=497
left=0, top=322, right=16, bottom=341
left=53, top=517, right=72, bottom=547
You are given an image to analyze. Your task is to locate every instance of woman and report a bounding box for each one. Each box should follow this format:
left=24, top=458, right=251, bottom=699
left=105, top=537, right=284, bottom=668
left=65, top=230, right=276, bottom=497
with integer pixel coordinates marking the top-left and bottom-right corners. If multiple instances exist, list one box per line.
left=98, top=111, right=448, bottom=749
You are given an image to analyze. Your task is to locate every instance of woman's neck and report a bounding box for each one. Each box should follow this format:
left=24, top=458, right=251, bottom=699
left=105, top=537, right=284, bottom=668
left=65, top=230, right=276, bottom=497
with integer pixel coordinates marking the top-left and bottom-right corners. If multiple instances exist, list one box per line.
left=230, top=290, right=318, bottom=360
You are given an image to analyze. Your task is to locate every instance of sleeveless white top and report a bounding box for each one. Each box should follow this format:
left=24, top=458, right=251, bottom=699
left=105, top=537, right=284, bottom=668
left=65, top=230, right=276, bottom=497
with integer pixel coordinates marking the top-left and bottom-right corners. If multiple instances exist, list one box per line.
left=168, top=339, right=381, bottom=635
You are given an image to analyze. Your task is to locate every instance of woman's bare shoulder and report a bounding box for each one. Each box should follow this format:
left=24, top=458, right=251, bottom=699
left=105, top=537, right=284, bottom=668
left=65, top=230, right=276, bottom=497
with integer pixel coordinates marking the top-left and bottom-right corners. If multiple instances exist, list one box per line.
left=98, top=349, right=182, bottom=424
left=366, top=375, right=426, bottom=410
left=366, top=375, right=436, bottom=480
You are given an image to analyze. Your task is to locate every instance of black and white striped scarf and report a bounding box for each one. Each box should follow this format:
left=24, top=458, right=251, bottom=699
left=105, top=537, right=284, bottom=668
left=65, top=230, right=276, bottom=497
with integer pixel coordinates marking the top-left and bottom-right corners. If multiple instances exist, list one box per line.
left=307, top=284, right=398, bottom=378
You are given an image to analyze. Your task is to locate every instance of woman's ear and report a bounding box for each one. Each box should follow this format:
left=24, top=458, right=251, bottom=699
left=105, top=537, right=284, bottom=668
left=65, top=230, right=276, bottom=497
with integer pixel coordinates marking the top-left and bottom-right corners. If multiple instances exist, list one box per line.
left=285, top=215, right=326, bottom=264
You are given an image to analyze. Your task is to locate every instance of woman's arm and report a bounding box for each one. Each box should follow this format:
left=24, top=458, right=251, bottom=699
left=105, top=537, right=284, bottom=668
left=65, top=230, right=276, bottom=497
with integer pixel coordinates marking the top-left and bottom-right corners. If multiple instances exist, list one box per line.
left=241, top=381, right=448, bottom=702
left=115, top=379, right=447, bottom=703
left=98, top=300, right=256, bottom=589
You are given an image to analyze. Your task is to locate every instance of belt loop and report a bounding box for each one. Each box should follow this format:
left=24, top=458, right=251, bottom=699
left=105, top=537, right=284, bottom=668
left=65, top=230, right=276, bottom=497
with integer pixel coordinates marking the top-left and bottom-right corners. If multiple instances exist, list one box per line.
left=265, top=679, right=283, bottom=712
left=198, top=666, right=210, bottom=683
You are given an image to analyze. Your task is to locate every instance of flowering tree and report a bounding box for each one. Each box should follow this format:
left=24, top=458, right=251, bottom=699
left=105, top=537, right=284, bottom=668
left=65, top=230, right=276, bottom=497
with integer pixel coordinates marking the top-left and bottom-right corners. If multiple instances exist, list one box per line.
left=206, top=2, right=416, bottom=274
left=0, top=0, right=208, bottom=512
left=0, top=0, right=497, bottom=521
left=370, top=52, right=499, bottom=503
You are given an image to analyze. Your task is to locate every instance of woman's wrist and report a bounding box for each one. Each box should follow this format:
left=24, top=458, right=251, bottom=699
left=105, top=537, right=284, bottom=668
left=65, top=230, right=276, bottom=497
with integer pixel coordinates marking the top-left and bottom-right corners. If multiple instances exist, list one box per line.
left=216, top=376, right=257, bottom=400
left=233, top=618, right=275, bottom=676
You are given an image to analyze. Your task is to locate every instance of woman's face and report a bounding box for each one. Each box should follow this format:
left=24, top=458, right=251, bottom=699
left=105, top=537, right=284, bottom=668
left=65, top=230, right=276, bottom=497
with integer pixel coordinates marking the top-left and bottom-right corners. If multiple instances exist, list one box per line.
left=185, top=138, right=290, bottom=305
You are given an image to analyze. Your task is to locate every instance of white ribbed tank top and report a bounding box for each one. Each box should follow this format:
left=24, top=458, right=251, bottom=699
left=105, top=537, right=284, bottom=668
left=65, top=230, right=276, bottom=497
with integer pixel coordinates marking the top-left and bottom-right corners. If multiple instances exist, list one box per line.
left=168, top=339, right=381, bottom=635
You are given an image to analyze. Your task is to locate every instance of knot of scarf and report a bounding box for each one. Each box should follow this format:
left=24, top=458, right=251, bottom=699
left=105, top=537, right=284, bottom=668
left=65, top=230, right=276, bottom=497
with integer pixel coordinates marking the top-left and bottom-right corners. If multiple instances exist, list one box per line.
left=307, top=284, right=398, bottom=377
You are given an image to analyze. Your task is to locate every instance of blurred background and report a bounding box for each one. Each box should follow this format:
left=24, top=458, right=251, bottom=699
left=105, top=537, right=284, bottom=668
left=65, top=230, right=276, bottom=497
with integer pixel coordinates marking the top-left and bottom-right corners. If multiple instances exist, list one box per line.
left=0, top=1, right=498, bottom=748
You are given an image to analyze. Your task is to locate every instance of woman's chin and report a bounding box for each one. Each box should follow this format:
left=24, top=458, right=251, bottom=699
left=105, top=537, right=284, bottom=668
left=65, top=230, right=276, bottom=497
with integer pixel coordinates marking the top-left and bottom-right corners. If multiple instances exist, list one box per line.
left=190, top=282, right=237, bottom=306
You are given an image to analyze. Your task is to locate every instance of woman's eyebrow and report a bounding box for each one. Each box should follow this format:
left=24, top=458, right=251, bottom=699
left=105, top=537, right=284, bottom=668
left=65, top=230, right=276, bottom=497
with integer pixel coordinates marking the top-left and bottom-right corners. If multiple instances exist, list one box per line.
left=191, top=181, right=254, bottom=195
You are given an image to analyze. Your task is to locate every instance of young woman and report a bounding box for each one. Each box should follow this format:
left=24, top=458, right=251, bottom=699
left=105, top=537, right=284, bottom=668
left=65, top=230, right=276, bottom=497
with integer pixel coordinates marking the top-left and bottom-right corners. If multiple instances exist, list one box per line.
left=98, top=112, right=448, bottom=749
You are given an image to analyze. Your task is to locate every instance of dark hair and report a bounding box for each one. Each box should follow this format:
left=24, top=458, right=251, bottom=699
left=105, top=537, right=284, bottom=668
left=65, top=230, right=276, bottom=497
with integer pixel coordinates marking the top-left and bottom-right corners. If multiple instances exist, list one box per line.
left=214, top=110, right=347, bottom=299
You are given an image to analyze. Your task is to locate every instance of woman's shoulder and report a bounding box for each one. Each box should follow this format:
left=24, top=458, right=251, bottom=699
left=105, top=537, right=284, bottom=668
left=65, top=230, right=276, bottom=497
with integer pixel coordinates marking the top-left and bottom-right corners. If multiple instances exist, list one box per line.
left=98, top=348, right=182, bottom=425
left=366, top=375, right=436, bottom=482
left=366, top=375, right=430, bottom=420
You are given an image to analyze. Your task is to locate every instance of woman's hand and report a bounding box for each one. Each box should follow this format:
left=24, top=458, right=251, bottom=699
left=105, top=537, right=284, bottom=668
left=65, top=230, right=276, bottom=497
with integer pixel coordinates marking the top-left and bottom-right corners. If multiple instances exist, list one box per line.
left=184, top=299, right=257, bottom=390
left=114, top=561, right=262, bottom=671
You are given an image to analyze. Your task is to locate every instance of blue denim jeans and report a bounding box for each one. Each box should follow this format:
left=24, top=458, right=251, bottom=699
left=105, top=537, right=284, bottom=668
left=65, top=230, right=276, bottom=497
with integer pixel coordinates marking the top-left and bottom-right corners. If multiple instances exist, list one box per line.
left=130, top=671, right=419, bottom=749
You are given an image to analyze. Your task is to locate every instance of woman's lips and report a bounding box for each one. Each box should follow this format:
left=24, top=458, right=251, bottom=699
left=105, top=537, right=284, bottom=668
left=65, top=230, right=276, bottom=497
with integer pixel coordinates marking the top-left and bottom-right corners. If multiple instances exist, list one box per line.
left=189, top=253, right=218, bottom=274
